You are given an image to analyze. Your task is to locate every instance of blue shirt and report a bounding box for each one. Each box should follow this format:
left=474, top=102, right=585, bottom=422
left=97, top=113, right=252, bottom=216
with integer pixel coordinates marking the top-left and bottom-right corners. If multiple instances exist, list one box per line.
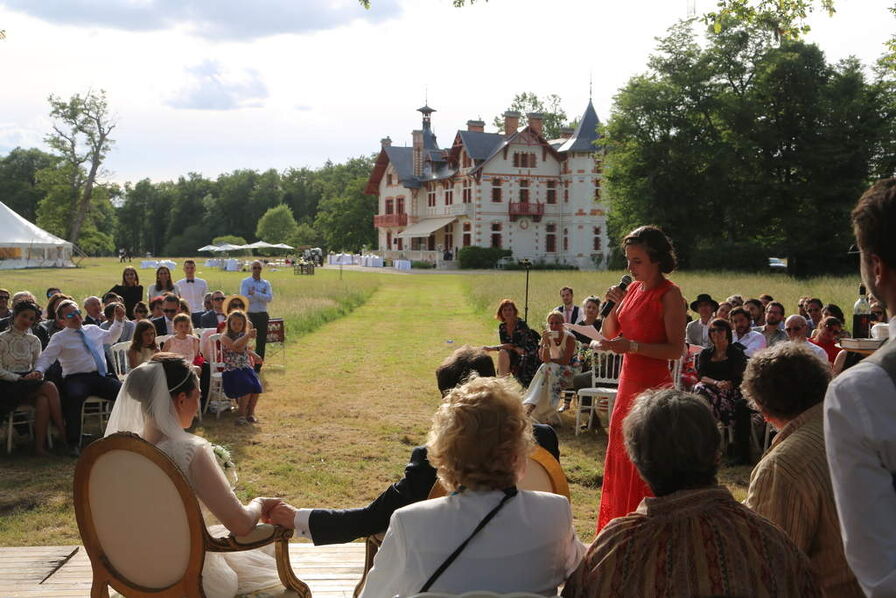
left=239, top=276, right=273, bottom=313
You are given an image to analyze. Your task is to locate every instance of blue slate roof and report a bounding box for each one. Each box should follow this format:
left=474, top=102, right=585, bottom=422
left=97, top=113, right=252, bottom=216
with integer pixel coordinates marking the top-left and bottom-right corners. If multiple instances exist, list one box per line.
left=383, top=146, right=420, bottom=188
left=457, top=131, right=505, bottom=161
left=558, top=100, right=601, bottom=153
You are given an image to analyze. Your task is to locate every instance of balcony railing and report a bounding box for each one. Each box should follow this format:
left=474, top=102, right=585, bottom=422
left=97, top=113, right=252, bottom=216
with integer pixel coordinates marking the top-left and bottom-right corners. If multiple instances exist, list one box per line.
left=509, top=202, right=544, bottom=222
left=373, top=213, right=408, bottom=228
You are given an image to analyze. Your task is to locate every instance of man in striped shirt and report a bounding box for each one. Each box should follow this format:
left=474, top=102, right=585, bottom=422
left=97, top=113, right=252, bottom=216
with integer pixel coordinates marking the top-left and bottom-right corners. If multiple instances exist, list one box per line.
left=743, top=342, right=863, bottom=597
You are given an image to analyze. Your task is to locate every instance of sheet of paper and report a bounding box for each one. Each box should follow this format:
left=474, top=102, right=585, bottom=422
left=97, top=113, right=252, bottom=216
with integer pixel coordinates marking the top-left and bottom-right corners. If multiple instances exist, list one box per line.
left=563, top=323, right=605, bottom=342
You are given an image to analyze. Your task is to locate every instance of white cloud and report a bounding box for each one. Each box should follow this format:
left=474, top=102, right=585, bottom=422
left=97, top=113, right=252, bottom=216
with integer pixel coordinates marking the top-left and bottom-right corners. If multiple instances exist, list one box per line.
left=167, top=60, right=268, bottom=110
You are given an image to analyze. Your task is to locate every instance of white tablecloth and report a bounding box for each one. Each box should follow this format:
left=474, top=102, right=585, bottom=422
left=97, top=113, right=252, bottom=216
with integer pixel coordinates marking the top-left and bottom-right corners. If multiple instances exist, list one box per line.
left=224, top=259, right=241, bottom=271
left=394, top=259, right=411, bottom=271
left=329, top=253, right=354, bottom=265
left=140, top=260, right=158, bottom=269
left=361, top=256, right=384, bottom=267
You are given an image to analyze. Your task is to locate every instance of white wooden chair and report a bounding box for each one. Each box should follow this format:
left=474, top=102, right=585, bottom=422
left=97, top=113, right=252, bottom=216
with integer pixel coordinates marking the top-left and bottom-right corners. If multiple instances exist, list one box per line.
left=74, top=432, right=310, bottom=598
left=156, top=334, right=173, bottom=348
left=109, top=341, right=131, bottom=381
left=204, top=333, right=230, bottom=418
left=355, top=447, right=570, bottom=598
left=81, top=396, right=113, bottom=447
left=4, top=404, right=53, bottom=454
left=574, top=351, right=623, bottom=435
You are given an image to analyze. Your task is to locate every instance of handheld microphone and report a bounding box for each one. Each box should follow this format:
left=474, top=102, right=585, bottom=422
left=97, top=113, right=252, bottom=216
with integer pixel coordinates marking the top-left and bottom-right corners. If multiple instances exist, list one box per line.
left=600, top=275, right=633, bottom=318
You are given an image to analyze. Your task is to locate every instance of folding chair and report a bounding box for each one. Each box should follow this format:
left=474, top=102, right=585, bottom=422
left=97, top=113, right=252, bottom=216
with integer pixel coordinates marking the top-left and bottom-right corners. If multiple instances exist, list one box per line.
left=574, top=351, right=623, bottom=435
left=109, top=341, right=131, bottom=381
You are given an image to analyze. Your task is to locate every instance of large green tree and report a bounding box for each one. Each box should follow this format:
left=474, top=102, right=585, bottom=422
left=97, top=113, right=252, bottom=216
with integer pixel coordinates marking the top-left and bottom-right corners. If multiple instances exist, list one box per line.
left=0, top=147, right=58, bottom=221
left=256, top=204, right=298, bottom=244
left=44, top=89, right=116, bottom=245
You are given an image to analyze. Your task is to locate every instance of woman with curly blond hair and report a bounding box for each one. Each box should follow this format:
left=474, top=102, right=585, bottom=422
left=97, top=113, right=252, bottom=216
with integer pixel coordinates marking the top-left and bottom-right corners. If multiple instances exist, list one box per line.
left=360, top=376, right=583, bottom=598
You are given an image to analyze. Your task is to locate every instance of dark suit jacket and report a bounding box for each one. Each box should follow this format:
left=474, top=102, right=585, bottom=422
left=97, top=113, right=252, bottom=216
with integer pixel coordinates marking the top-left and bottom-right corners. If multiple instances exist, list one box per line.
left=307, top=423, right=560, bottom=545
left=555, top=304, right=581, bottom=324
left=151, top=316, right=168, bottom=336
left=199, top=310, right=223, bottom=329
left=84, top=315, right=102, bottom=327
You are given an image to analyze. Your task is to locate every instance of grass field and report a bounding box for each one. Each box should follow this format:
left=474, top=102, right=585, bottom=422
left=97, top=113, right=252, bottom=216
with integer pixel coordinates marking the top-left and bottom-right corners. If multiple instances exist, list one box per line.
left=0, top=259, right=858, bottom=546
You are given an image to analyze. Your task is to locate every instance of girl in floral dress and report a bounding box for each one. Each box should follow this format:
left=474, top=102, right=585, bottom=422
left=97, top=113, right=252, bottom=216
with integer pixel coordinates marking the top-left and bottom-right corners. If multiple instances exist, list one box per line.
left=220, top=311, right=262, bottom=426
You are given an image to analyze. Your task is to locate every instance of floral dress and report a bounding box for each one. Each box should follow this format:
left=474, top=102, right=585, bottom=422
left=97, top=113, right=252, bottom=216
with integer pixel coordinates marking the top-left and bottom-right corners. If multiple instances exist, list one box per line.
left=498, top=319, right=540, bottom=387
left=522, top=331, right=580, bottom=422
left=221, top=333, right=262, bottom=398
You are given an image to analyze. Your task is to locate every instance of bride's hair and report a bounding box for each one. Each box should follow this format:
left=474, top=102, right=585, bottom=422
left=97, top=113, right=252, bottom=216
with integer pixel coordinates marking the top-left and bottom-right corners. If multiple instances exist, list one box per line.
left=150, top=353, right=198, bottom=397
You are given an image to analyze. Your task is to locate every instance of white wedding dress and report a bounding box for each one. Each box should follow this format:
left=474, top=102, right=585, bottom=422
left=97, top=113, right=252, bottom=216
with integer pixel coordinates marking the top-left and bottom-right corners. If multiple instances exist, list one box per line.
left=104, top=361, right=282, bottom=598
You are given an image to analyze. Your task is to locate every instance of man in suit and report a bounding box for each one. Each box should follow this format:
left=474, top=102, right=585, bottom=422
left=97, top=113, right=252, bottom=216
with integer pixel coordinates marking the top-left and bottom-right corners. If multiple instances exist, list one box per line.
left=151, top=294, right=179, bottom=336
left=555, top=286, right=580, bottom=324
left=82, top=296, right=104, bottom=326
left=268, top=345, right=560, bottom=545
left=199, top=290, right=227, bottom=329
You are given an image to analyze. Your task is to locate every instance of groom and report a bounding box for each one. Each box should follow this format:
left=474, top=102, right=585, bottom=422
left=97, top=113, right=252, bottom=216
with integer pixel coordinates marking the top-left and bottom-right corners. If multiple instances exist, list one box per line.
left=266, top=345, right=559, bottom=544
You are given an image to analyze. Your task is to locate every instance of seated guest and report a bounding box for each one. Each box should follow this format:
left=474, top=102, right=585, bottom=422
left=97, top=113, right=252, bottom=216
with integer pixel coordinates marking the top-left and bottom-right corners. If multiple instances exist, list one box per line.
left=106, top=266, right=143, bottom=319
left=357, top=376, right=583, bottom=597
left=726, top=294, right=744, bottom=307
left=755, top=301, right=788, bottom=347
left=809, top=316, right=843, bottom=364
left=128, top=320, right=159, bottom=369
left=202, top=292, right=213, bottom=313
left=805, top=297, right=824, bottom=333
left=178, top=297, right=191, bottom=316
left=743, top=343, right=863, bottom=597
left=483, top=299, right=539, bottom=386
left=148, top=296, right=165, bottom=319
left=39, top=293, right=72, bottom=348
left=759, top=293, right=774, bottom=306
left=692, top=318, right=750, bottom=463
left=33, top=300, right=125, bottom=447
left=785, top=315, right=830, bottom=363
left=132, top=301, right=150, bottom=321
left=200, top=290, right=227, bottom=329
left=102, top=292, right=124, bottom=307
left=82, top=296, right=104, bottom=326
left=870, top=300, right=887, bottom=324
left=162, top=314, right=200, bottom=364
left=744, top=298, right=765, bottom=327
left=151, top=294, right=180, bottom=336
left=523, top=311, right=579, bottom=421
left=0, top=291, right=37, bottom=332
left=0, top=288, right=9, bottom=319
left=730, top=306, right=767, bottom=357
left=100, top=303, right=135, bottom=342
left=715, top=300, right=733, bottom=321
left=269, top=345, right=559, bottom=545
left=0, top=301, right=67, bottom=455
left=685, top=293, right=718, bottom=348
left=562, top=296, right=602, bottom=412
left=562, top=389, right=820, bottom=598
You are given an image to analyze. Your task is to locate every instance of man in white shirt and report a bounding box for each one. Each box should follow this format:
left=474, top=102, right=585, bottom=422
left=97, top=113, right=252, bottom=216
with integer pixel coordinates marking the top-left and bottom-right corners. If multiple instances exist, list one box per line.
left=783, top=315, right=829, bottom=363
left=176, top=259, right=208, bottom=328
left=555, top=287, right=580, bottom=324
left=730, top=307, right=766, bottom=357
left=34, top=299, right=124, bottom=446
left=825, top=178, right=896, bottom=598
left=240, top=261, right=273, bottom=371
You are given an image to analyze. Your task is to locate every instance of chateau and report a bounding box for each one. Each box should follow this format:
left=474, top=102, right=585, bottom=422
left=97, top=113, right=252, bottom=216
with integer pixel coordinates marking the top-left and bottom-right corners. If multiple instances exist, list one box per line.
left=365, top=101, right=608, bottom=269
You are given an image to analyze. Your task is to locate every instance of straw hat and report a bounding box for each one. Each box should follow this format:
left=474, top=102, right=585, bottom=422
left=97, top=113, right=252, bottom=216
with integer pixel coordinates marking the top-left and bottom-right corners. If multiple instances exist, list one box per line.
left=223, top=295, right=250, bottom=314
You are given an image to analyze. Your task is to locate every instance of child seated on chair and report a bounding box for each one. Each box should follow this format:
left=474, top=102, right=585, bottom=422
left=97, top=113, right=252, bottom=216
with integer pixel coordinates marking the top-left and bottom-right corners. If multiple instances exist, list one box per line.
left=128, top=320, right=159, bottom=369
left=220, top=311, right=262, bottom=426
left=162, top=314, right=200, bottom=365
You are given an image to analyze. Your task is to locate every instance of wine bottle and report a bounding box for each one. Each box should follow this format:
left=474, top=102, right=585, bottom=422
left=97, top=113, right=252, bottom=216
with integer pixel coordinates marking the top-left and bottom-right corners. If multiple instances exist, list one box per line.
left=853, top=284, right=872, bottom=338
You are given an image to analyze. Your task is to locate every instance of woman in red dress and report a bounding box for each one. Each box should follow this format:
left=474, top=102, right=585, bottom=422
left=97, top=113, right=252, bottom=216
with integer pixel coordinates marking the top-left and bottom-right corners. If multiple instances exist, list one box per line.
left=596, top=225, right=686, bottom=531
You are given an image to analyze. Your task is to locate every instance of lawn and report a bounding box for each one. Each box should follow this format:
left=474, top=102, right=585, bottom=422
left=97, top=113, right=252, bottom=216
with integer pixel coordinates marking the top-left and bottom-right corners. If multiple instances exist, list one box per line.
left=0, top=260, right=858, bottom=546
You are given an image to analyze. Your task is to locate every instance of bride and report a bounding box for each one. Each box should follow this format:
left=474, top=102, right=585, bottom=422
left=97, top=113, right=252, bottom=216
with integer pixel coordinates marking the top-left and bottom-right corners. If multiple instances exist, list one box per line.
left=104, top=353, right=284, bottom=597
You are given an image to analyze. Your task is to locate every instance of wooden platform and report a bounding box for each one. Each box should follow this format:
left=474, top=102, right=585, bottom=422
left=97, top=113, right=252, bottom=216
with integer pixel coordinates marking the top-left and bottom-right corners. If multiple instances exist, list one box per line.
left=0, top=542, right=365, bottom=597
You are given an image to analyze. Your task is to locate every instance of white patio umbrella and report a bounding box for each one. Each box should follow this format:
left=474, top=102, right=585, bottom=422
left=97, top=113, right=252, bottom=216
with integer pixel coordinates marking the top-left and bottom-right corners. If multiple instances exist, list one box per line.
left=243, top=241, right=277, bottom=249
left=197, top=244, right=218, bottom=252
left=271, top=243, right=294, bottom=249
left=210, top=243, right=244, bottom=252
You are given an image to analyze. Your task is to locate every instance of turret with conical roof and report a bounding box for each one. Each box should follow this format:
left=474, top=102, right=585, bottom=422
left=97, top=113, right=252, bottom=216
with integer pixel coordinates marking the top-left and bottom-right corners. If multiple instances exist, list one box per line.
left=558, top=99, right=600, bottom=154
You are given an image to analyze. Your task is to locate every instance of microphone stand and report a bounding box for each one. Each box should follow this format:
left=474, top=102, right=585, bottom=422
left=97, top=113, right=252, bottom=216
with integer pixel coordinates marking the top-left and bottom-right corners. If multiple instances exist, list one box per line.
left=520, top=259, right=532, bottom=322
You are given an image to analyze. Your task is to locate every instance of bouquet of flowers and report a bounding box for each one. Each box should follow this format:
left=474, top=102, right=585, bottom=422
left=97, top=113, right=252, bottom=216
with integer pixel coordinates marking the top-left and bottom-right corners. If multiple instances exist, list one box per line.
left=212, top=444, right=238, bottom=488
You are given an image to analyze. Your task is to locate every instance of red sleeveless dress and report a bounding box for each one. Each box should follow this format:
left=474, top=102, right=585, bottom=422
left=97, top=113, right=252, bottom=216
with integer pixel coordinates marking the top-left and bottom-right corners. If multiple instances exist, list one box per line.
left=596, top=277, right=676, bottom=532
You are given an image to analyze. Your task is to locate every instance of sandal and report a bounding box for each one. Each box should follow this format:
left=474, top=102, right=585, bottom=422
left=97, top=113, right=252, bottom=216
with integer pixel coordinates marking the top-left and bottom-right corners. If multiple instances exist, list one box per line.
left=235, top=417, right=249, bottom=426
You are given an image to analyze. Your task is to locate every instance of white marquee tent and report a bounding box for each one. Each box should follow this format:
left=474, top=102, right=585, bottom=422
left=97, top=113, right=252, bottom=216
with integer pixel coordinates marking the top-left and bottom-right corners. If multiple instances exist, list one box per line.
left=0, top=200, right=74, bottom=269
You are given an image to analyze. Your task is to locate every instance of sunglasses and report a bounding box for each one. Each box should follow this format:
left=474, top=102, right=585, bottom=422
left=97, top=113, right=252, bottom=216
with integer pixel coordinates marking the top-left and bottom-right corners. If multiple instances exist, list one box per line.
left=0, top=296, right=9, bottom=301
left=213, top=297, right=225, bottom=302
left=64, top=310, right=82, bottom=319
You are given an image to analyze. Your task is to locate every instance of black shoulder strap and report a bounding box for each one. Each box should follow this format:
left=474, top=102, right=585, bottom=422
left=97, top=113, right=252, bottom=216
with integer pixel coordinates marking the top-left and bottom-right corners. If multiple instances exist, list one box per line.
left=419, top=487, right=518, bottom=593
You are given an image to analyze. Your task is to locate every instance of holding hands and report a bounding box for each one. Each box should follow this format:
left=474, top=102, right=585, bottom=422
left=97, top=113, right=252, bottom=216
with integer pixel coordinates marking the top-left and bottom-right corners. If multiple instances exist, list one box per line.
left=266, top=503, right=299, bottom=529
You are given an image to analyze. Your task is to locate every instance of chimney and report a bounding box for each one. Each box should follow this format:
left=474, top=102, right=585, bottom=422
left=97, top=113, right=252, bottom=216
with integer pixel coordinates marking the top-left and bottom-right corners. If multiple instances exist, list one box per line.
left=559, top=126, right=574, bottom=139
left=381, top=136, right=392, bottom=147
left=503, top=111, right=521, bottom=137
left=412, top=129, right=424, bottom=177
left=527, top=112, right=544, bottom=136
left=466, top=119, right=485, bottom=133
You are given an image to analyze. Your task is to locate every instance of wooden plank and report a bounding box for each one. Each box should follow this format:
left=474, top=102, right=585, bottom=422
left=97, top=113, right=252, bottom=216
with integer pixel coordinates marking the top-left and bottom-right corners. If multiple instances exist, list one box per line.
left=0, top=543, right=366, bottom=597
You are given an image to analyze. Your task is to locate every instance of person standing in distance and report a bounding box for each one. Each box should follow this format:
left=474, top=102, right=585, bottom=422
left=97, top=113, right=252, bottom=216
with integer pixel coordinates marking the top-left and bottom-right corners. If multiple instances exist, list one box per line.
left=825, top=178, right=896, bottom=598
left=595, top=225, right=686, bottom=532
left=240, top=261, right=273, bottom=373
left=176, top=260, right=208, bottom=329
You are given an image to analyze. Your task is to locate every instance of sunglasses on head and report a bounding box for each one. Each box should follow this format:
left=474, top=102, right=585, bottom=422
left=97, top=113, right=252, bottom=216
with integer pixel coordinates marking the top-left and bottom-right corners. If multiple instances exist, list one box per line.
left=64, top=309, right=82, bottom=319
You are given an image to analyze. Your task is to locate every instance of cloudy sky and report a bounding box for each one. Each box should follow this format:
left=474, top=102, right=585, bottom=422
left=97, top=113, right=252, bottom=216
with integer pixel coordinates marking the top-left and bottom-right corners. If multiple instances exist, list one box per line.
left=1, top=0, right=893, bottom=186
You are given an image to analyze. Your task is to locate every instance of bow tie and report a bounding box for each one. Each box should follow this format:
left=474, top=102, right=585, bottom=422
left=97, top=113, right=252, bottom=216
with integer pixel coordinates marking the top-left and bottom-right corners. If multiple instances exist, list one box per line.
left=186, top=279, right=195, bottom=283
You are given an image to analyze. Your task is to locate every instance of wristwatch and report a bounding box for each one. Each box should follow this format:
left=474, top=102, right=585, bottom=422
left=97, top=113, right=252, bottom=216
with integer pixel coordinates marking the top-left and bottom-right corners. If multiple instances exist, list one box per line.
left=629, top=341, right=639, bottom=354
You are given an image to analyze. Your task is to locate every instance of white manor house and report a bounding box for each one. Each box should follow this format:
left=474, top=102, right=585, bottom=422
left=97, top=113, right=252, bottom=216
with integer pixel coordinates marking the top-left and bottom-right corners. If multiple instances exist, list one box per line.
left=365, top=100, right=609, bottom=270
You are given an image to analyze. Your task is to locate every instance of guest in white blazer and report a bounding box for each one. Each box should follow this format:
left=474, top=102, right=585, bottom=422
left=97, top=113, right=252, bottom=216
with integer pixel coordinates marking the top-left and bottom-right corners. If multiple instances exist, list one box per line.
left=360, top=376, right=584, bottom=598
